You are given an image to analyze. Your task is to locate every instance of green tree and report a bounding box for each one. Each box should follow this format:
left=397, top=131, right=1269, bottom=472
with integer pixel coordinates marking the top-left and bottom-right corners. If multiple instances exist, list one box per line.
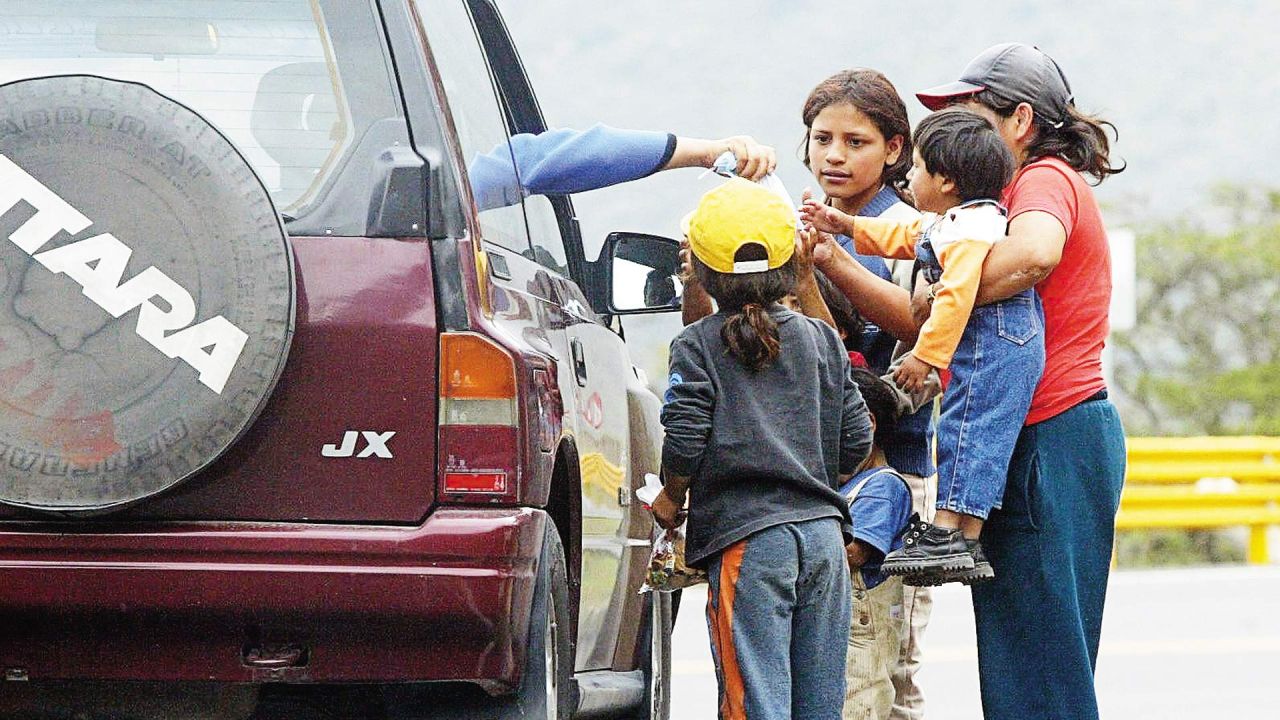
left=1113, top=186, right=1280, bottom=435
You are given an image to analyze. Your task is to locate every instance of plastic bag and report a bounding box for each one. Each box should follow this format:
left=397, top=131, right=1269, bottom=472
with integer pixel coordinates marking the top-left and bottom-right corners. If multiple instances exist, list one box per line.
left=636, top=474, right=707, bottom=593
left=640, top=524, right=706, bottom=593
left=705, top=150, right=797, bottom=215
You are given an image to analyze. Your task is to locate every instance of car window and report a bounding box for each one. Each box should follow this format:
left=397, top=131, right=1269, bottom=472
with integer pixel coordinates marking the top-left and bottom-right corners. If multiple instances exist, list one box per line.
left=0, top=0, right=406, bottom=226
left=414, top=0, right=531, bottom=256
left=523, top=195, right=570, bottom=277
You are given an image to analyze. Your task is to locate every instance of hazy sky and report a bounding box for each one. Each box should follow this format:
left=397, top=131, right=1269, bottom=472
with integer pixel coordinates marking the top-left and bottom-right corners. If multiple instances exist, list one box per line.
left=499, top=0, right=1280, bottom=254
left=494, top=1, right=1279, bottom=388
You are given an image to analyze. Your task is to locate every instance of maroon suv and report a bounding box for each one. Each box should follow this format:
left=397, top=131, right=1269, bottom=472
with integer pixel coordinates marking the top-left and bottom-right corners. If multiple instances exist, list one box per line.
left=0, top=1, right=685, bottom=717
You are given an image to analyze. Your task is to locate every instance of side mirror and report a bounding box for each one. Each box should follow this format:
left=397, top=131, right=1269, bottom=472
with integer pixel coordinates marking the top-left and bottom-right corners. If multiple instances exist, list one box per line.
left=604, top=232, right=684, bottom=315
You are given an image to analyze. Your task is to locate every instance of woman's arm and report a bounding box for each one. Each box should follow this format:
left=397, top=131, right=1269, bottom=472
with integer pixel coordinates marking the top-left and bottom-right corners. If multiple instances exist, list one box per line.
left=663, top=135, right=777, bottom=180
left=974, top=210, right=1066, bottom=305
left=813, top=234, right=919, bottom=345
left=471, top=126, right=777, bottom=211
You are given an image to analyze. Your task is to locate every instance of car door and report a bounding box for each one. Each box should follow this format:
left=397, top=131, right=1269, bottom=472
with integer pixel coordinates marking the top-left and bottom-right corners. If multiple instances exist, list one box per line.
left=522, top=196, right=634, bottom=671
left=414, top=0, right=634, bottom=672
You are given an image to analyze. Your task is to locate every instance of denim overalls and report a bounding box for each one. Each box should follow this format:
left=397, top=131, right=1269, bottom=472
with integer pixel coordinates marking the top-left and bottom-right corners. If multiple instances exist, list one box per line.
left=917, top=205, right=1046, bottom=518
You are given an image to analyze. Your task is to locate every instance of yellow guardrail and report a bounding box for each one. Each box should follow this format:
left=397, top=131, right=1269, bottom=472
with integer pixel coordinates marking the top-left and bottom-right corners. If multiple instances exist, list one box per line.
left=1117, top=437, right=1280, bottom=564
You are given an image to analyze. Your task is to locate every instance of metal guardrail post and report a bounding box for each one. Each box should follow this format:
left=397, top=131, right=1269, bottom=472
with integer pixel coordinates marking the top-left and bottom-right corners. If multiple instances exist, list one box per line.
left=1248, top=526, right=1270, bottom=565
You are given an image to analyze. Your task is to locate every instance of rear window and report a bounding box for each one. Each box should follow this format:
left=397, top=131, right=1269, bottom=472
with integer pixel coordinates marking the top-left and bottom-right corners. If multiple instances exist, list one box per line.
left=0, top=0, right=404, bottom=222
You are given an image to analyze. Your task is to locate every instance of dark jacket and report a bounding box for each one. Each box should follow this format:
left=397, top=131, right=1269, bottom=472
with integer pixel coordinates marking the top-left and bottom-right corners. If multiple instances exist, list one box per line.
left=661, top=305, right=872, bottom=567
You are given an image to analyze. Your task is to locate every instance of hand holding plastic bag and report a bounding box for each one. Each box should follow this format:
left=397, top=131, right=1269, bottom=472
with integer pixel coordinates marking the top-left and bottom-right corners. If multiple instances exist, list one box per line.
left=636, top=474, right=707, bottom=593
left=706, top=151, right=796, bottom=214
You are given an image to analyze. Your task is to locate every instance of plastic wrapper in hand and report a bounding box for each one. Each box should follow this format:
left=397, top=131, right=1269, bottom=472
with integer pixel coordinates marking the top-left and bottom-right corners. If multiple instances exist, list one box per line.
left=636, top=473, right=706, bottom=593
left=639, top=523, right=706, bottom=593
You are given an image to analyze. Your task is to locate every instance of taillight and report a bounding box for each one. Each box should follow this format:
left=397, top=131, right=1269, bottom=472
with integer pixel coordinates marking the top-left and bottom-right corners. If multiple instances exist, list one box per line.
left=438, top=333, right=520, bottom=501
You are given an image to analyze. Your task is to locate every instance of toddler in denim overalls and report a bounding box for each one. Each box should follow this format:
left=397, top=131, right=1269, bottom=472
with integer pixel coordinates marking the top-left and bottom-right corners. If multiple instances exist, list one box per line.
left=801, top=108, right=1045, bottom=584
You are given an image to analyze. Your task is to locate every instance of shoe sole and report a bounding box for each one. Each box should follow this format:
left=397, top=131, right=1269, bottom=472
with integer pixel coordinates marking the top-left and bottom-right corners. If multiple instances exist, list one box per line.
left=899, top=563, right=995, bottom=587
left=958, top=563, right=995, bottom=585
left=881, top=553, right=974, bottom=577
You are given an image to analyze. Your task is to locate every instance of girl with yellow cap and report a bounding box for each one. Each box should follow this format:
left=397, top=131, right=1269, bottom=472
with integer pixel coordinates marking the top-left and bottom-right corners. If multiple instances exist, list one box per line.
left=652, top=178, right=872, bottom=720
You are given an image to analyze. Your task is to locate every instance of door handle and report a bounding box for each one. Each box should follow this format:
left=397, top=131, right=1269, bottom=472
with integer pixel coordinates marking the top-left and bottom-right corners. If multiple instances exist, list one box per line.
left=570, top=337, right=588, bottom=387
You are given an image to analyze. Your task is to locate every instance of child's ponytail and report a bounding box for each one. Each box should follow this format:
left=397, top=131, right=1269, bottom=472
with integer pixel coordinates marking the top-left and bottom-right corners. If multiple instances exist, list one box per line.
left=721, top=302, right=781, bottom=372
left=693, top=247, right=796, bottom=373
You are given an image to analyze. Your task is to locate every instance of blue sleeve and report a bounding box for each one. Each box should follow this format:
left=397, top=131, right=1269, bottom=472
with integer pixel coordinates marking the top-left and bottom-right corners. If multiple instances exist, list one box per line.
left=468, top=124, right=677, bottom=211
left=848, top=475, right=914, bottom=555
left=660, top=333, right=716, bottom=477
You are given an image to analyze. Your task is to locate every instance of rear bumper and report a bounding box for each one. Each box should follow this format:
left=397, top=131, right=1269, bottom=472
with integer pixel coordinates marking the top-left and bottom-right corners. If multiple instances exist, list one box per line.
left=0, top=508, right=546, bottom=687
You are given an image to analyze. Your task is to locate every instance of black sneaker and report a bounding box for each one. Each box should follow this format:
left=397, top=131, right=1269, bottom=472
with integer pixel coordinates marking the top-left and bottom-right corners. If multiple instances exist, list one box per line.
left=957, top=539, right=996, bottom=585
left=882, top=519, right=974, bottom=577
left=903, top=538, right=996, bottom=587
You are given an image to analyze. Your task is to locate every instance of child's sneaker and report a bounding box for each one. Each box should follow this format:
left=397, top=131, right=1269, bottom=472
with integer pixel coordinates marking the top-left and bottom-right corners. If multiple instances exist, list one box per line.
left=881, top=519, right=973, bottom=577
left=957, top=539, right=995, bottom=584
left=902, top=538, right=995, bottom=586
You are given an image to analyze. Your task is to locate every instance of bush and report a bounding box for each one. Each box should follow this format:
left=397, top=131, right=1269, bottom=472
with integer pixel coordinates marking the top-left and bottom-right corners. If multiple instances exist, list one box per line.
left=1114, top=528, right=1246, bottom=567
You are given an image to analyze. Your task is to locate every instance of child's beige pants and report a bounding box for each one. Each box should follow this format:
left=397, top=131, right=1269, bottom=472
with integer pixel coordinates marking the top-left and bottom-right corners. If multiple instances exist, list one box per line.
left=843, top=571, right=905, bottom=720
left=891, top=471, right=936, bottom=720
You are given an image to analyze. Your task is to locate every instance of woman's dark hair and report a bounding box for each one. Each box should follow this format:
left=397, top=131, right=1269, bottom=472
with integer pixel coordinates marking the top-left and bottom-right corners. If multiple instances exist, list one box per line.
left=800, top=68, right=913, bottom=192
left=850, top=367, right=900, bottom=447
left=914, top=108, right=1016, bottom=202
left=971, top=90, right=1124, bottom=185
left=692, top=245, right=796, bottom=372
left=814, top=271, right=864, bottom=352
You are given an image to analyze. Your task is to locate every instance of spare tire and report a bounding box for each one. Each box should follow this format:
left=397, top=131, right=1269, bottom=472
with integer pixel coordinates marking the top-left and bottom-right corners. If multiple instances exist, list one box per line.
left=0, top=75, right=294, bottom=514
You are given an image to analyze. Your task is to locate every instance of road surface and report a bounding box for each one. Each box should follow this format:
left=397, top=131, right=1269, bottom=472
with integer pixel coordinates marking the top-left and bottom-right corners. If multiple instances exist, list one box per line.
left=670, top=565, right=1280, bottom=719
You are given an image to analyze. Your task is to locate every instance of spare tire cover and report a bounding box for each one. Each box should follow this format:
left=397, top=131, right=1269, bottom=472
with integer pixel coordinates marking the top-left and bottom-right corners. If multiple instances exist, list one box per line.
left=0, top=75, right=295, bottom=514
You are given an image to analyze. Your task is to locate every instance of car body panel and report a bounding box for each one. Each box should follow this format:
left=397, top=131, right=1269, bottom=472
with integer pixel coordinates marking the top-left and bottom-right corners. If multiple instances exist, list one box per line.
left=0, top=508, right=544, bottom=686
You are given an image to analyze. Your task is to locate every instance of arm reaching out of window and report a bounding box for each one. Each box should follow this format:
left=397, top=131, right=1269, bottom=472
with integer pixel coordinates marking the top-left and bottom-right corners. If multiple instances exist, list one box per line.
left=468, top=125, right=777, bottom=211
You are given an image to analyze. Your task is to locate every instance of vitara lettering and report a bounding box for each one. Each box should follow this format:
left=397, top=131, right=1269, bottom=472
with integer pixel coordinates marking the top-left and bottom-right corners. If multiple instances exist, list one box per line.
left=0, top=153, right=248, bottom=394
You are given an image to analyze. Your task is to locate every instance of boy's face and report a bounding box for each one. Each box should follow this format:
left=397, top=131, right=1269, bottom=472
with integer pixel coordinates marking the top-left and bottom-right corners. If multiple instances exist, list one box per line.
left=905, top=149, right=958, bottom=215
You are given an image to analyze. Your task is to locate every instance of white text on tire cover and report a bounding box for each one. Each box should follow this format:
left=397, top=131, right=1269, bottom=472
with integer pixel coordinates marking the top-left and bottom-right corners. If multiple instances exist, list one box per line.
left=0, top=154, right=248, bottom=394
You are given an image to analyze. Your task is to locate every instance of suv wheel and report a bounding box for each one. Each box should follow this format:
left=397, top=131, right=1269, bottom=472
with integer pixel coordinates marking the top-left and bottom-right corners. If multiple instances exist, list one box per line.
left=506, top=519, right=572, bottom=720
left=0, top=75, right=294, bottom=514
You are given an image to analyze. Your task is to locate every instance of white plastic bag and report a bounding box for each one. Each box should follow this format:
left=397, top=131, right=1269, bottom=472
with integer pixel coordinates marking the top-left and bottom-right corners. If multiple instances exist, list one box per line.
left=705, top=150, right=797, bottom=215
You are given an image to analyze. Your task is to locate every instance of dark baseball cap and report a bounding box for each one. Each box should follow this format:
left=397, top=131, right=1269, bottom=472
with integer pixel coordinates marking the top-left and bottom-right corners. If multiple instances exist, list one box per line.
left=916, top=43, right=1074, bottom=126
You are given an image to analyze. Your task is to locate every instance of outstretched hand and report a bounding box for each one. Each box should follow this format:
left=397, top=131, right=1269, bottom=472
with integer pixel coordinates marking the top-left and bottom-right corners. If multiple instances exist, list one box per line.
left=799, top=189, right=853, bottom=237
left=678, top=238, right=695, bottom=282
left=797, top=225, right=838, bottom=272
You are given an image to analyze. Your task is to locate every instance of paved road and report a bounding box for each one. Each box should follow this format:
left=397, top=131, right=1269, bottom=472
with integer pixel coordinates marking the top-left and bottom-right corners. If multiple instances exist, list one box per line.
left=671, top=565, right=1280, bottom=719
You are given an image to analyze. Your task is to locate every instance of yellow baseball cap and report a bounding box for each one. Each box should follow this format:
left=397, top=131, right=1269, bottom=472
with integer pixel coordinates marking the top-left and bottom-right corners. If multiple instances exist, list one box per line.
left=687, top=178, right=797, bottom=275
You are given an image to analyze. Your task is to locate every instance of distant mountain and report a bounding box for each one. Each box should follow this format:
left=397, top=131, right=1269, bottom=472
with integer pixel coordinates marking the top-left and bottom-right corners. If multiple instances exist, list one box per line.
left=499, top=0, right=1280, bottom=252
